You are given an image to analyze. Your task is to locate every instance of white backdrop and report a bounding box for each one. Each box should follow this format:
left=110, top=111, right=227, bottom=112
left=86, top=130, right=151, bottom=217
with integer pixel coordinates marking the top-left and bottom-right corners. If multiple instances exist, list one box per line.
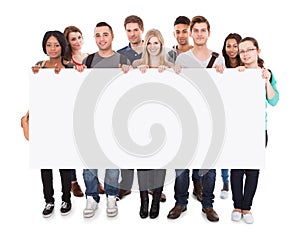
left=1, top=0, right=298, bottom=234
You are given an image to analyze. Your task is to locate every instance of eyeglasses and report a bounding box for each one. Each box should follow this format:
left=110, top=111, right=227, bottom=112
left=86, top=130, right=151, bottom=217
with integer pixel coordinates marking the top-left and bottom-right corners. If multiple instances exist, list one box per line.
left=239, top=48, right=256, bottom=55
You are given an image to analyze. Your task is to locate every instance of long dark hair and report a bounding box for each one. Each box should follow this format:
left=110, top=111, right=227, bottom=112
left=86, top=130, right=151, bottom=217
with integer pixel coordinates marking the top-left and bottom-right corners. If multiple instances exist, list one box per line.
left=239, top=37, right=265, bottom=68
left=42, top=30, right=69, bottom=67
left=222, top=33, right=242, bottom=68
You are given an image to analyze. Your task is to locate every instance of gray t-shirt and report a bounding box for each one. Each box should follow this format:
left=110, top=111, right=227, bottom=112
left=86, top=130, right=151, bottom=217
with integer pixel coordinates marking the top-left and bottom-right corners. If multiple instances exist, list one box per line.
left=82, top=52, right=130, bottom=68
left=175, top=50, right=224, bottom=68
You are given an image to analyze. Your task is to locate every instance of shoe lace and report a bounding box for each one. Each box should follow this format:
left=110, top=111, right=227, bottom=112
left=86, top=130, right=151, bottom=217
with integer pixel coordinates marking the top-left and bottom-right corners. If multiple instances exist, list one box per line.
left=61, top=201, right=68, bottom=209
left=45, top=203, right=53, bottom=210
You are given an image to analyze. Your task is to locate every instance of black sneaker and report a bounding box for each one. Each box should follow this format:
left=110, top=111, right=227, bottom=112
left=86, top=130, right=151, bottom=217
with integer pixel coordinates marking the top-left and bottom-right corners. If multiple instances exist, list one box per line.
left=42, top=203, right=54, bottom=218
left=60, top=201, right=72, bottom=215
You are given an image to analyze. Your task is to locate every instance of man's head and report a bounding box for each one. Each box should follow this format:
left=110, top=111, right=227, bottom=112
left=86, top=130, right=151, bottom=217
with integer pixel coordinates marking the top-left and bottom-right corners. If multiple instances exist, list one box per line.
left=94, top=22, right=114, bottom=51
left=123, top=15, right=144, bottom=46
left=173, top=16, right=190, bottom=46
left=189, top=16, right=210, bottom=46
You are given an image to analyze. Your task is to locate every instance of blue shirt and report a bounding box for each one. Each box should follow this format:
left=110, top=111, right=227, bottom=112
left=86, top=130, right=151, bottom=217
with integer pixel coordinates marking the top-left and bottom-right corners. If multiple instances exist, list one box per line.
left=117, top=43, right=142, bottom=64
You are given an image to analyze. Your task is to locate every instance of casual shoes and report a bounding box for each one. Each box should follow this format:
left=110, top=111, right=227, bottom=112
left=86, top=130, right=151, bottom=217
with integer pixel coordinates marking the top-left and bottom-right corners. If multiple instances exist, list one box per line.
left=106, top=195, right=118, bottom=217
left=202, top=208, right=219, bottom=222
left=231, top=209, right=242, bottom=221
left=243, top=211, right=254, bottom=224
left=42, top=203, right=54, bottom=218
left=167, top=205, right=187, bottom=219
left=220, top=183, right=229, bottom=199
left=71, top=181, right=84, bottom=197
left=83, top=196, right=98, bottom=218
left=60, top=201, right=72, bottom=215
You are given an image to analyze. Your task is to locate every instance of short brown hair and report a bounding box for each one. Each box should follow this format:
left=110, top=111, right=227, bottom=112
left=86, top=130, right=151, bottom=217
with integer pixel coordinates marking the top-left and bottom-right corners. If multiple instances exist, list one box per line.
left=124, top=15, right=144, bottom=30
left=190, top=16, right=210, bottom=32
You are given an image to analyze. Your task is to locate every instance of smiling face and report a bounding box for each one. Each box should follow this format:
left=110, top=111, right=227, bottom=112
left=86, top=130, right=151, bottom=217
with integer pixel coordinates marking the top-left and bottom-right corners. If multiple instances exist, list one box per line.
left=225, top=38, right=239, bottom=59
left=67, top=31, right=83, bottom=51
left=146, top=36, right=161, bottom=56
left=46, top=36, right=62, bottom=59
left=239, top=40, right=260, bottom=68
left=190, top=22, right=210, bottom=46
left=174, top=23, right=189, bottom=46
left=94, top=26, right=113, bottom=51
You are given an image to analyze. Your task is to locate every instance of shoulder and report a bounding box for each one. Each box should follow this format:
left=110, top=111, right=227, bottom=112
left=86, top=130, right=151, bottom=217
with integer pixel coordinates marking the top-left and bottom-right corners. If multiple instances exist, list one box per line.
left=117, top=45, right=129, bottom=53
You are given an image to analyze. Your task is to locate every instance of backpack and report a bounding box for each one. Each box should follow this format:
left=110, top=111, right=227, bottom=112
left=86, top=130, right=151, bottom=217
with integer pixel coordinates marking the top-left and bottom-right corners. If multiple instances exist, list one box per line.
left=85, top=53, right=128, bottom=68
left=206, top=52, right=219, bottom=68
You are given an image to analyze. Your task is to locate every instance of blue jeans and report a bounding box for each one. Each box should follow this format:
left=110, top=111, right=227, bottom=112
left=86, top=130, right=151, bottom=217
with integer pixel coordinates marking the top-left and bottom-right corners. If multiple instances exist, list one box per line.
left=221, top=169, right=229, bottom=184
left=174, top=169, right=216, bottom=208
left=83, top=169, right=119, bottom=203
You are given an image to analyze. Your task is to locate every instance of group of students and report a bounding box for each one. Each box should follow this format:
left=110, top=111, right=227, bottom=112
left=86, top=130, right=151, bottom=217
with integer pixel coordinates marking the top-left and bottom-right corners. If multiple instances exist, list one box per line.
left=21, top=14, right=279, bottom=224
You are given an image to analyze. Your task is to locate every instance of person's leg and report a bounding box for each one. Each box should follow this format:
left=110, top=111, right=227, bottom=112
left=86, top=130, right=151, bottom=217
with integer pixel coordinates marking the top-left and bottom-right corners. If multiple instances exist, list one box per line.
left=41, top=169, right=54, bottom=203
left=137, top=169, right=150, bottom=218
left=118, top=169, right=134, bottom=199
left=242, top=169, right=259, bottom=211
left=60, top=169, right=72, bottom=203
left=83, top=169, right=100, bottom=202
left=105, top=169, right=120, bottom=217
left=201, top=169, right=219, bottom=222
left=220, top=169, right=229, bottom=199
left=167, top=169, right=189, bottom=219
left=70, top=169, right=84, bottom=197
left=230, top=169, right=244, bottom=210
left=192, top=169, right=203, bottom=201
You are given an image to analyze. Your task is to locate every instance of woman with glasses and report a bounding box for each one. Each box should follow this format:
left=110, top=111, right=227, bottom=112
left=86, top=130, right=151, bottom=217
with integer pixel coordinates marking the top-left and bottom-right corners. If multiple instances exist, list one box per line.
left=230, top=37, right=279, bottom=224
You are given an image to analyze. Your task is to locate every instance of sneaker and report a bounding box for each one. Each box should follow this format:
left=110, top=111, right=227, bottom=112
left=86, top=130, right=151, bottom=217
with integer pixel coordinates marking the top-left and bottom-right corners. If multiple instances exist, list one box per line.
left=71, top=181, right=84, bottom=197
left=60, top=201, right=72, bottom=215
left=243, top=211, right=254, bottom=224
left=106, top=195, right=118, bottom=217
left=42, top=203, right=54, bottom=218
left=231, top=209, right=242, bottom=221
left=220, top=183, right=229, bottom=199
left=220, top=190, right=229, bottom=199
left=83, top=196, right=98, bottom=218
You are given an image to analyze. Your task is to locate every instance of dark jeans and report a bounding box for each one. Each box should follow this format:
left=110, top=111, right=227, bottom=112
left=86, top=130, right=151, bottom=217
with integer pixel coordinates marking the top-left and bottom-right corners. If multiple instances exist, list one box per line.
left=230, top=169, right=259, bottom=210
left=41, top=169, right=72, bottom=204
left=230, top=130, right=268, bottom=211
left=174, top=169, right=216, bottom=208
left=71, top=169, right=77, bottom=182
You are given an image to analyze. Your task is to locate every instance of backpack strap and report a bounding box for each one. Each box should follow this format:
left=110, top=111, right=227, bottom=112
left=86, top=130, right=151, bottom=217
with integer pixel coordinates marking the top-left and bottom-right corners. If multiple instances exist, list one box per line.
left=85, top=53, right=96, bottom=68
left=206, top=52, right=219, bottom=68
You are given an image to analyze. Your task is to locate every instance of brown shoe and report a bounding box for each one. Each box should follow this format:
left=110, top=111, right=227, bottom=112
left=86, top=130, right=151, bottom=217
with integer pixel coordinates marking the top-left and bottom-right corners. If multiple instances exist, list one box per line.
left=148, top=190, right=166, bottom=202
left=202, top=208, right=219, bottom=222
left=71, top=181, right=84, bottom=197
left=193, top=181, right=202, bottom=201
left=98, top=182, right=105, bottom=194
left=167, top=205, right=187, bottom=219
left=118, top=189, right=131, bottom=200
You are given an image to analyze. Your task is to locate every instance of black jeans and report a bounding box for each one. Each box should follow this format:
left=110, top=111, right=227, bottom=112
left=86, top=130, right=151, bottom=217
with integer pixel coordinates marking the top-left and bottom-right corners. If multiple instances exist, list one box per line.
left=230, top=130, right=268, bottom=210
left=41, top=169, right=72, bottom=204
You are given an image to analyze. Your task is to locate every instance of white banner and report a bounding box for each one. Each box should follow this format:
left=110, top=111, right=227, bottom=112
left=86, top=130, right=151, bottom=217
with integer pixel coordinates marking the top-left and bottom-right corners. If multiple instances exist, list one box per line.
left=29, top=68, right=265, bottom=169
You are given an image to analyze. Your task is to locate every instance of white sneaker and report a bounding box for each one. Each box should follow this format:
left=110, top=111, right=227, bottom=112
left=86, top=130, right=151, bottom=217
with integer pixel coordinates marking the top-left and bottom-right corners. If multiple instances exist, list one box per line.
left=106, top=195, right=118, bottom=217
left=231, top=210, right=242, bottom=221
left=83, top=196, right=98, bottom=218
left=220, top=190, right=229, bottom=199
left=243, top=212, right=254, bottom=224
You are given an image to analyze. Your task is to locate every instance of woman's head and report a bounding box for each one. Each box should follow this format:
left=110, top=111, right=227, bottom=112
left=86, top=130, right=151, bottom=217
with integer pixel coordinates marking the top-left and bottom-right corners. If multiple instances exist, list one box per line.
left=42, top=30, right=67, bottom=58
left=63, top=26, right=83, bottom=60
left=238, top=37, right=264, bottom=68
left=142, top=29, right=167, bottom=65
left=222, top=33, right=242, bottom=68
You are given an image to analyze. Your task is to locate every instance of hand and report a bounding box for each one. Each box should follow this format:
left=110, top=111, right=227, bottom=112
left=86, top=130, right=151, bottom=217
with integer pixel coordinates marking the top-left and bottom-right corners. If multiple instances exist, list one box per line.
left=172, top=65, right=182, bottom=74
left=237, top=66, right=246, bottom=72
left=158, top=65, right=168, bottom=73
left=54, top=63, right=62, bottom=74
left=137, top=64, right=149, bottom=73
left=214, top=64, right=225, bottom=74
left=262, top=68, right=271, bottom=84
left=32, top=65, right=41, bottom=74
left=74, top=64, right=86, bottom=73
left=120, top=64, right=132, bottom=74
